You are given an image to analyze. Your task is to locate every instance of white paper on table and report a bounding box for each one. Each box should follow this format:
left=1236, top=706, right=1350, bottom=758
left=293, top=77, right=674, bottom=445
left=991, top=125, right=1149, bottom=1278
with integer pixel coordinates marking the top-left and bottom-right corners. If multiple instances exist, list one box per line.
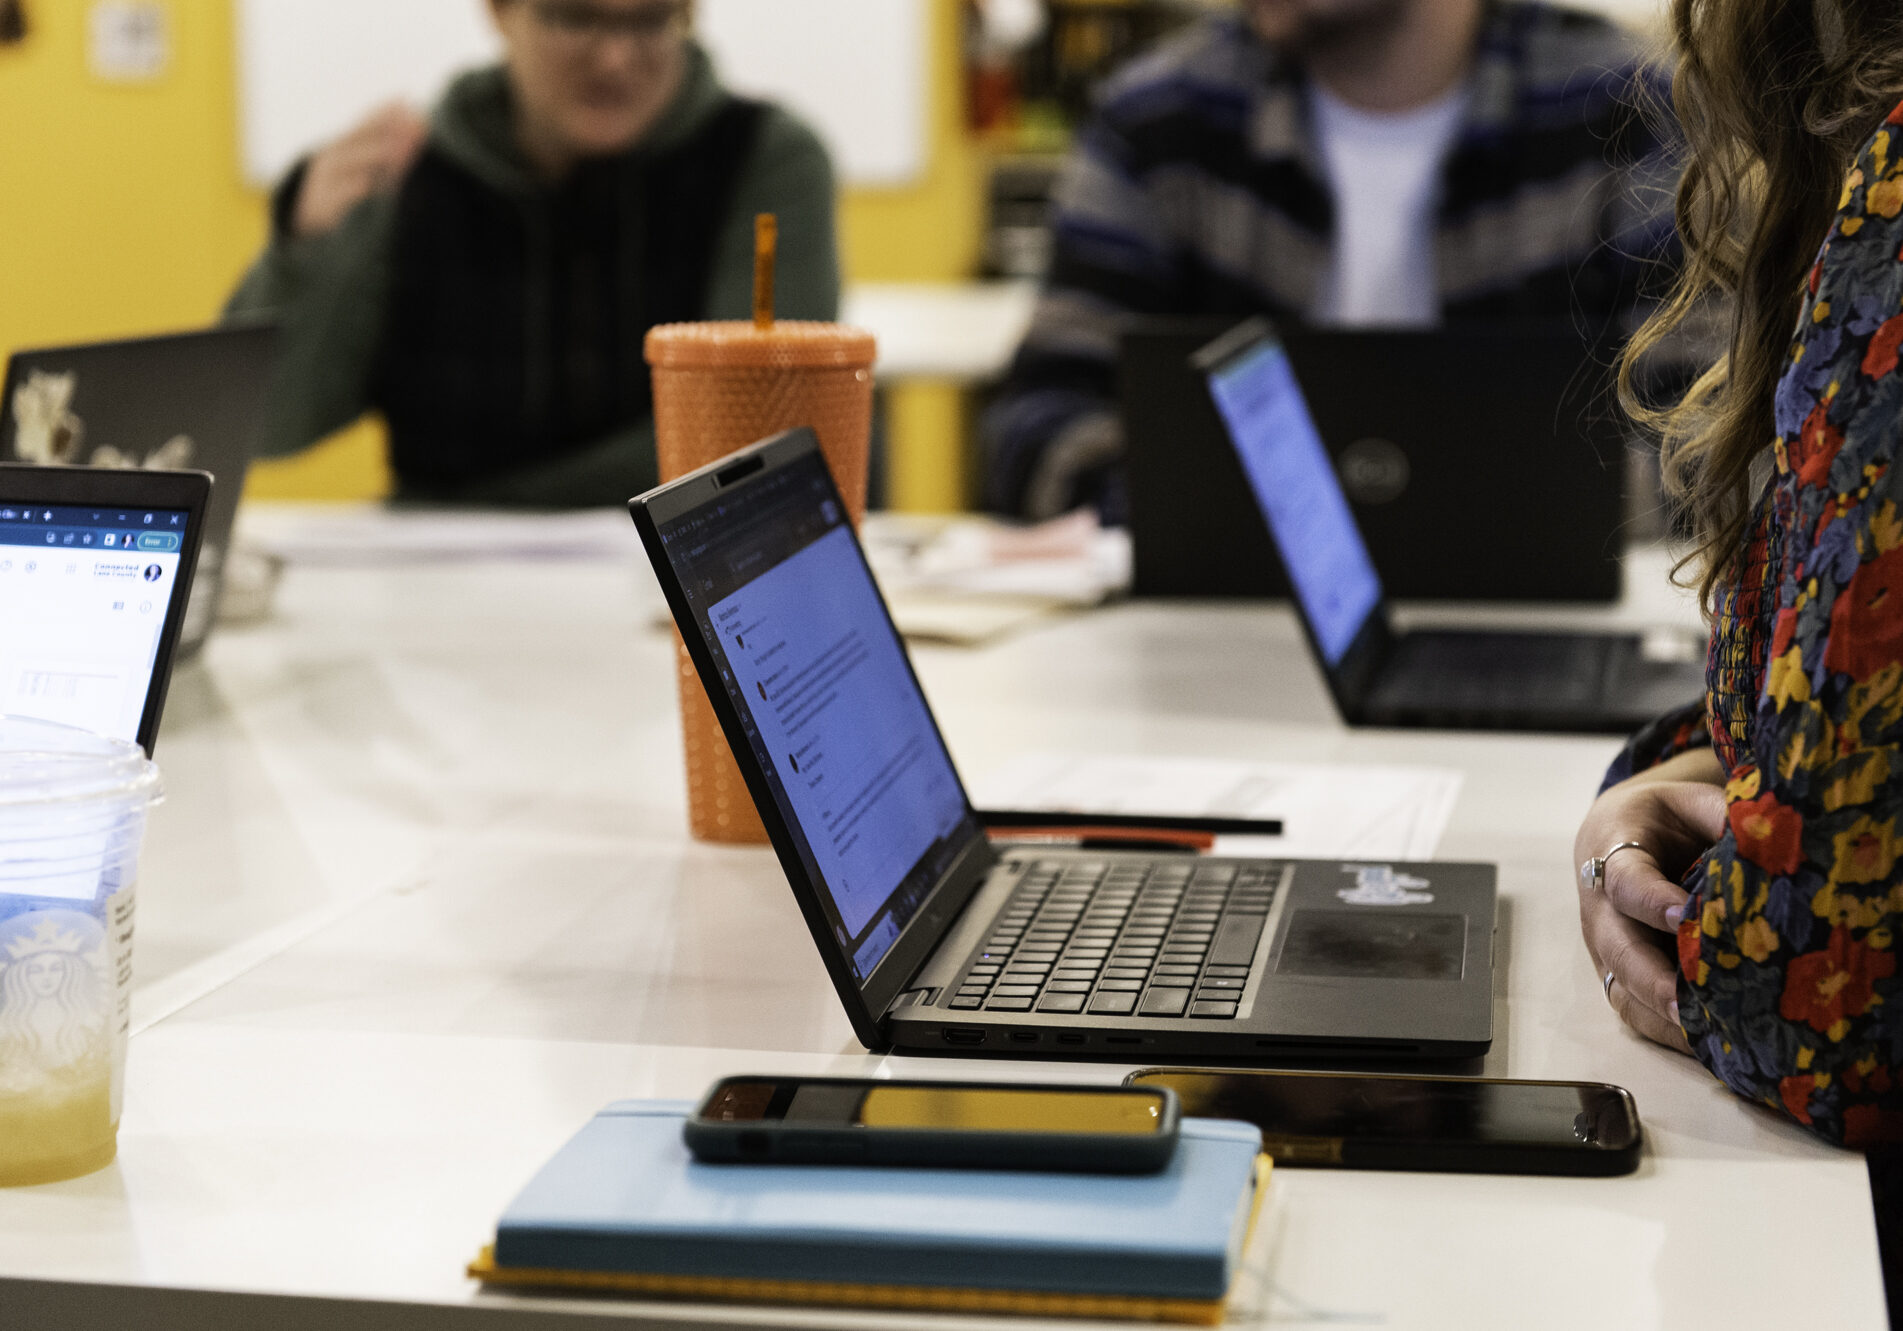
left=241, top=505, right=640, bottom=565
left=972, top=753, right=1463, bottom=861
left=880, top=594, right=1073, bottom=646
left=862, top=512, right=1132, bottom=646
left=863, top=513, right=1131, bottom=603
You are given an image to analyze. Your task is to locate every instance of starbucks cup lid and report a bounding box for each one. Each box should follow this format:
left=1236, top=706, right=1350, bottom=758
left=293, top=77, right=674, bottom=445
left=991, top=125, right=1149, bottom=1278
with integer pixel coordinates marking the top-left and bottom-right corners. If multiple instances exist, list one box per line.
left=645, top=320, right=876, bottom=370
left=0, top=716, right=161, bottom=808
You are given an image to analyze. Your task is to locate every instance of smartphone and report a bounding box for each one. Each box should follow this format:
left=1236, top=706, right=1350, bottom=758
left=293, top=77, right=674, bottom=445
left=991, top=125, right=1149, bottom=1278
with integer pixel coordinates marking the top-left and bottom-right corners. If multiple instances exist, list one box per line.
left=684, top=1076, right=1181, bottom=1174
left=1126, top=1068, right=1641, bottom=1176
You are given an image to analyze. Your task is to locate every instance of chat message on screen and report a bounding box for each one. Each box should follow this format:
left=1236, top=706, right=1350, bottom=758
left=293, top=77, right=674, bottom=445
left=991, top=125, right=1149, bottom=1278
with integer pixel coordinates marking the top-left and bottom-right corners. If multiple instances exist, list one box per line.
left=708, top=525, right=966, bottom=938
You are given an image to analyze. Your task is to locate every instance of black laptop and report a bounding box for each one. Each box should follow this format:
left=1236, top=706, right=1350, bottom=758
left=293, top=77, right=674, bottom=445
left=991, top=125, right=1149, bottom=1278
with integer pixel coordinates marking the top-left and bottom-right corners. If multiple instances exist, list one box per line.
left=1, top=324, right=277, bottom=657
left=1198, top=321, right=1705, bottom=734
left=1122, top=319, right=1625, bottom=600
left=0, top=464, right=212, bottom=755
left=629, top=427, right=1497, bottom=1061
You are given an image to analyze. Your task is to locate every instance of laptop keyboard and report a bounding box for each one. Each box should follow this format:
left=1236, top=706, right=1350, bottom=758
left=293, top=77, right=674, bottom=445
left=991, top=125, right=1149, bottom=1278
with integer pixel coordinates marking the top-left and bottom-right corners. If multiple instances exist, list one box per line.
left=944, top=858, right=1284, bottom=1020
left=1371, top=631, right=1615, bottom=712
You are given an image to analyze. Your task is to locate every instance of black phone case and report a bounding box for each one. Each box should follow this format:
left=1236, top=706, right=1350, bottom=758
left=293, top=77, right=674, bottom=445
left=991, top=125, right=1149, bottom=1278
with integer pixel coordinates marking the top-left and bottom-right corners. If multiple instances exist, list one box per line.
left=684, top=1077, right=1182, bottom=1174
left=1125, top=1068, right=1642, bottom=1177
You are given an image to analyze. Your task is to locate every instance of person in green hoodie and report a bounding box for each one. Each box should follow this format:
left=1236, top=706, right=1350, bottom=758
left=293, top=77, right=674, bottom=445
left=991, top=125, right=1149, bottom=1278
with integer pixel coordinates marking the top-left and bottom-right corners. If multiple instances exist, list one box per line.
left=226, top=0, right=839, bottom=507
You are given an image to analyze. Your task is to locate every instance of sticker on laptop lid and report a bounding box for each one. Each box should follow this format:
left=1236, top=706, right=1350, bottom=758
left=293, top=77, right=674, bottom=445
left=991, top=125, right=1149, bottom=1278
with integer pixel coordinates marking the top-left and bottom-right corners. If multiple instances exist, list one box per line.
left=1337, top=864, right=1433, bottom=906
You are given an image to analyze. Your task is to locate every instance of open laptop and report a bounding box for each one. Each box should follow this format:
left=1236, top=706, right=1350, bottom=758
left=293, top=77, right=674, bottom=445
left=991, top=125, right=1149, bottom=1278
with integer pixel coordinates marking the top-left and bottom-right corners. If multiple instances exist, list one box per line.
left=1121, top=319, right=1625, bottom=600
left=629, top=427, right=1496, bottom=1061
left=1197, top=320, right=1705, bottom=734
left=0, top=464, right=212, bottom=755
left=1, top=323, right=276, bottom=657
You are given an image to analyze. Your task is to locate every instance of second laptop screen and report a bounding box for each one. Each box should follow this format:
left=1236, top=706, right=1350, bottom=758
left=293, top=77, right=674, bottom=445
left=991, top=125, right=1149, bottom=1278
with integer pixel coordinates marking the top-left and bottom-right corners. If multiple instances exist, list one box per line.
left=0, top=501, right=191, bottom=744
left=655, top=451, right=975, bottom=984
left=1206, top=338, right=1383, bottom=666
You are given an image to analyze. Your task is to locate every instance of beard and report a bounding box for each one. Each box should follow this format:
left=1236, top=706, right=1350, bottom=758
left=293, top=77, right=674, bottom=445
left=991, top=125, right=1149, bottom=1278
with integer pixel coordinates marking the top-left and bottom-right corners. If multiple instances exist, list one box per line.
left=1247, top=0, right=1414, bottom=56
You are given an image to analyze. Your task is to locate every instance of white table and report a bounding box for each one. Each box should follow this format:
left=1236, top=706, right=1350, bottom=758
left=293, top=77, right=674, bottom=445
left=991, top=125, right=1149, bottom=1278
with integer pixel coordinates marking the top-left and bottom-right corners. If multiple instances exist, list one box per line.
left=0, top=510, right=1885, bottom=1329
left=839, top=281, right=1039, bottom=512
left=842, top=281, right=1038, bottom=382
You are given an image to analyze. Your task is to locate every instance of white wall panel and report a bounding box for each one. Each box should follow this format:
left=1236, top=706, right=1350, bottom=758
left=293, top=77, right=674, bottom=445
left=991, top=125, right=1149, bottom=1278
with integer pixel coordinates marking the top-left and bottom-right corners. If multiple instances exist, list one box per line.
left=235, top=0, right=928, bottom=189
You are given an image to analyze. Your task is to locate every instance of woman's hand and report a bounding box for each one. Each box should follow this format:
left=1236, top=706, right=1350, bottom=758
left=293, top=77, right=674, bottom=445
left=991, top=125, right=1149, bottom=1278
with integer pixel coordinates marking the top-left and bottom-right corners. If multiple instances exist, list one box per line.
left=291, top=102, right=428, bottom=239
left=1572, top=750, right=1726, bottom=1055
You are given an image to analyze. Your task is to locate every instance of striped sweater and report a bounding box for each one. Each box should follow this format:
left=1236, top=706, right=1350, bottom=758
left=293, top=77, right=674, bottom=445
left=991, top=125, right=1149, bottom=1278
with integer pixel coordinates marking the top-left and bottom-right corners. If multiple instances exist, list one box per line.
left=983, top=2, right=1679, bottom=520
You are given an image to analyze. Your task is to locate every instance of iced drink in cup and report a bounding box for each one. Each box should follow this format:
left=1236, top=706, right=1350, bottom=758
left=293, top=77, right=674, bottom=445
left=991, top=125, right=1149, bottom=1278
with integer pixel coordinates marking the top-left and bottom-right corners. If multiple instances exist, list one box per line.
left=0, top=717, right=160, bottom=1185
left=646, top=217, right=876, bottom=843
left=646, top=321, right=875, bottom=842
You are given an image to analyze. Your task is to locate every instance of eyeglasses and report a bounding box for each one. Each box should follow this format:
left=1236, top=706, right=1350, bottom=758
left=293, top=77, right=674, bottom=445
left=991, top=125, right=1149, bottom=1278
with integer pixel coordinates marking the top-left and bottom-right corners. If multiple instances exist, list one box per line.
left=523, top=0, right=686, bottom=49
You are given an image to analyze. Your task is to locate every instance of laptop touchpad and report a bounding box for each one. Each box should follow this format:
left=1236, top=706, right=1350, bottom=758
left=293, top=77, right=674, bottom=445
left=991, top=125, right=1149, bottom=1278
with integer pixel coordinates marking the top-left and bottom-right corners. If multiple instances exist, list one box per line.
left=1277, top=910, right=1465, bottom=981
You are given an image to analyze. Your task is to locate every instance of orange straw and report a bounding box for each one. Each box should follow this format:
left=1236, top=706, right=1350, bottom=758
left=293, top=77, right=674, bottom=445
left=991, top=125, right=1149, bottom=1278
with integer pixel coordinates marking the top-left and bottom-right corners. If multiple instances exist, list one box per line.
left=752, top=213, right=777, bottom=330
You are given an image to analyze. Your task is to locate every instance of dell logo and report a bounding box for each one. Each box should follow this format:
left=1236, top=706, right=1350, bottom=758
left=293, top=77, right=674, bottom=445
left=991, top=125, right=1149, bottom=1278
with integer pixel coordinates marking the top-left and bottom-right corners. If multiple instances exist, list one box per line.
left=1338, top=438, right=1409, bottom=505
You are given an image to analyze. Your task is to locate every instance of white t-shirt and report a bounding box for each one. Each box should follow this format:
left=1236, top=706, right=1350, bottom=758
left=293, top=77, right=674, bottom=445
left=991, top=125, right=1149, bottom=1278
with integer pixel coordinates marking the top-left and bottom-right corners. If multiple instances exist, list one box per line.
left=1308, top=79, right=1470, bottom=327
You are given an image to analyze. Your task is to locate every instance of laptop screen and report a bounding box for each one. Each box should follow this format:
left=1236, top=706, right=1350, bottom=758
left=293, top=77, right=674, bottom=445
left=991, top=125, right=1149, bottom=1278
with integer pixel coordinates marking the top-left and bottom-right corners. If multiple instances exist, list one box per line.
left=1206, top=335, right=1384, bottom=666
left=3, top=325, right=278, bottom=658
left=0, top=499, right=192, bottom=745
left=653, top=451, right=977, bottom=983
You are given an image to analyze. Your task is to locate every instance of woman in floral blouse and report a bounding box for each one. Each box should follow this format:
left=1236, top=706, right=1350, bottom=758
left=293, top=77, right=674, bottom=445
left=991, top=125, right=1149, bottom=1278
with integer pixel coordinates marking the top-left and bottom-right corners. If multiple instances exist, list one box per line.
left=1574, top=0, right=1903, bottom=1148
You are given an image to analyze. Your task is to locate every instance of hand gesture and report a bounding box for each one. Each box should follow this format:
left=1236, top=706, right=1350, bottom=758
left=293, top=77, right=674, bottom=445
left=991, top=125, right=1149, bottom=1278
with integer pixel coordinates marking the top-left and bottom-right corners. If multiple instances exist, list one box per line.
left=1573, top=767, right=1725, bottom=1054
left=291, top=102, right=429, bottom=239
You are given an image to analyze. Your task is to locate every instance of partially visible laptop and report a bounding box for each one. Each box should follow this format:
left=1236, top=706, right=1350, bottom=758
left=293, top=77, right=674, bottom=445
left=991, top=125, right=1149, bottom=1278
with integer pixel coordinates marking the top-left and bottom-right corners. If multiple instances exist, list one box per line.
left=1121, top=319, right=1625, bottom=600
left=629, top=427, right=1497, bottom=1061
left=0, top=464, right=212, bottom=755
left=1, top=324, right=277, bottom=656
left=1197, top=320, right=1705, bottom=734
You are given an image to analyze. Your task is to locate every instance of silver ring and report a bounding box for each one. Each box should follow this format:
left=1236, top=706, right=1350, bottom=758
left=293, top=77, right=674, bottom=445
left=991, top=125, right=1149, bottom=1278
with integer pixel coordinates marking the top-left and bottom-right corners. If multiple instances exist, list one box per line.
left=1579, top=840, right=1648, bottom=894
left=1602, top=968, right=1616, bottom=1004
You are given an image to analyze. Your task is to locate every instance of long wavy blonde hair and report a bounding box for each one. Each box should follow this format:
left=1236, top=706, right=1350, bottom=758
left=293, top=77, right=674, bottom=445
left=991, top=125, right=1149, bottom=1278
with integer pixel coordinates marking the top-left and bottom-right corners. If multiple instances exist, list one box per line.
left=1620, top=0, right=1903, bottom=603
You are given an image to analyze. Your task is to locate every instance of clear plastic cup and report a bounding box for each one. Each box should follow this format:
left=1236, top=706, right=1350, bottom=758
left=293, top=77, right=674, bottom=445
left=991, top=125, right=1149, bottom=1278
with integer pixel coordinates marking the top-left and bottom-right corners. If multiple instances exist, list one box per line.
left=0, top=717, right=160, bottom=1186
left=646, top=320, right=876, bottom=844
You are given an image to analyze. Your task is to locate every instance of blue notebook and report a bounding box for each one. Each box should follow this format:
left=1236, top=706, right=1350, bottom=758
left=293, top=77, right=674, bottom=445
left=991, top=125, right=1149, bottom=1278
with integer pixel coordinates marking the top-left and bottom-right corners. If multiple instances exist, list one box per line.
left=479, top=1100, right=1265, bottom=1309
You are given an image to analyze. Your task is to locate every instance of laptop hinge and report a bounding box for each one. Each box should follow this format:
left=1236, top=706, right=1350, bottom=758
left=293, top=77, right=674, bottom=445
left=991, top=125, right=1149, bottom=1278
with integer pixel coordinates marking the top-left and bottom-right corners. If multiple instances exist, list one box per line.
left=861, top=831, right=1002, bottom=1020
left=900, top=852, right=1023, bottom=999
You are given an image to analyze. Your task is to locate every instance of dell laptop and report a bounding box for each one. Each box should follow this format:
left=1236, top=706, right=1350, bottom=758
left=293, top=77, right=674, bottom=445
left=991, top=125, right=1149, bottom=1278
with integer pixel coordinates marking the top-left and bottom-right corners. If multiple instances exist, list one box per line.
left=1198, top=320, right=1705, bottom=734
left=0, top=464, right=212, bottom=755
left=2, top=323, right=277, bottom=657
left=629, top=427, right=1496, bottom=1061
left=1121, top=319, right=1625, bottom=600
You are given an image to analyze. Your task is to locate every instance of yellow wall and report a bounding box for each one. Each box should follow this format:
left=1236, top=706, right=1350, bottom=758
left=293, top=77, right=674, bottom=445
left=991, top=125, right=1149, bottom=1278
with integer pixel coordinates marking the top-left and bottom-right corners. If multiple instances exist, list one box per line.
left=838, top=0, right=982, bottom=284
left=839, top=0, right=984, bottom=512
left=0, top=0, right=980, bottom=502
left=0, top=1, right=259, bottom=362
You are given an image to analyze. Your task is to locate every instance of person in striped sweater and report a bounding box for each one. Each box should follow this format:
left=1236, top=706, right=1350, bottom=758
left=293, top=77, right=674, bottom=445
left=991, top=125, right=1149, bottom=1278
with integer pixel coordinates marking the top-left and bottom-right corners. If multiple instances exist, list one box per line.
left=984, top=0, right=1679, bottom=521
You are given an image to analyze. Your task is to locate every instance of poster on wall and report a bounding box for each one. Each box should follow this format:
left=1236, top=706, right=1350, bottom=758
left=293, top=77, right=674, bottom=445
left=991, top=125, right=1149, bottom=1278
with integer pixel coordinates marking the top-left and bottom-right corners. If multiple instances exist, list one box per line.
left=88, top=0, right=170, bottom=82
left=235, top=0, right=928, bottom=189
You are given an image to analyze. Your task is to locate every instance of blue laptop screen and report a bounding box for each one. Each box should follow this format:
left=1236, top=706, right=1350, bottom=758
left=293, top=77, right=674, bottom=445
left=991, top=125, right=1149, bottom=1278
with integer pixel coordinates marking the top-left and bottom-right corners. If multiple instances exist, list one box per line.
left=0, top=500, right=191, bottom=744
left=1207, top=338, right=1384, bottom=666
left=654, top=452, right=975, bottom=983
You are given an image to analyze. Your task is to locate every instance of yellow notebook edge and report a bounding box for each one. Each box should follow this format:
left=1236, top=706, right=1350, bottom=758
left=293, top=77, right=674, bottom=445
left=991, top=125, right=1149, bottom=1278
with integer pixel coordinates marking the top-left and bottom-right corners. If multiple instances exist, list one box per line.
left=467, top=1153, right=1273, bottom=1328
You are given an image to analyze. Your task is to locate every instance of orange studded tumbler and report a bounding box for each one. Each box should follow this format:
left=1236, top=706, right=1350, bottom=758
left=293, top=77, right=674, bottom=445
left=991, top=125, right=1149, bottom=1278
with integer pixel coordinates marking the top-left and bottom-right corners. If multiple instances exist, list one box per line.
left=646, top=320, right=876, bottom=843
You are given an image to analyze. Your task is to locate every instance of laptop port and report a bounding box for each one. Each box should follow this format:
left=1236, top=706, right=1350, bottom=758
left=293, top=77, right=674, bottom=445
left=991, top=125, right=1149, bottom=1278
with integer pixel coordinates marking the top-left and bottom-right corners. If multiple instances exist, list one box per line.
left=942, top=1027, right=986, bottom=1046
left=1105, top=1036, right=1143, bottom=1046
left=1056, top=1034, right=1086, bottom=1046
left=1008, top=1031, right=1039, bottom=1044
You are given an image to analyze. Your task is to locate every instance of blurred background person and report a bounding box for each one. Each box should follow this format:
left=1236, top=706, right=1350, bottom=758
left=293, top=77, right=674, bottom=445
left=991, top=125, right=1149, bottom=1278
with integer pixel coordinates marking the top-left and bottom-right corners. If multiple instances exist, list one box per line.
left=227, top=0, right=839, bottom=507
left=982, top=0, right=1679, bottom=522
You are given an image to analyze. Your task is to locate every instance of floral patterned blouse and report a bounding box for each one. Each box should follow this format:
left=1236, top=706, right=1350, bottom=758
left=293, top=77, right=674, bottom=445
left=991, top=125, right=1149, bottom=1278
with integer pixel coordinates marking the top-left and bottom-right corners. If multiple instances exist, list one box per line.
left=1607, top=98, right=1903, bottom=1147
